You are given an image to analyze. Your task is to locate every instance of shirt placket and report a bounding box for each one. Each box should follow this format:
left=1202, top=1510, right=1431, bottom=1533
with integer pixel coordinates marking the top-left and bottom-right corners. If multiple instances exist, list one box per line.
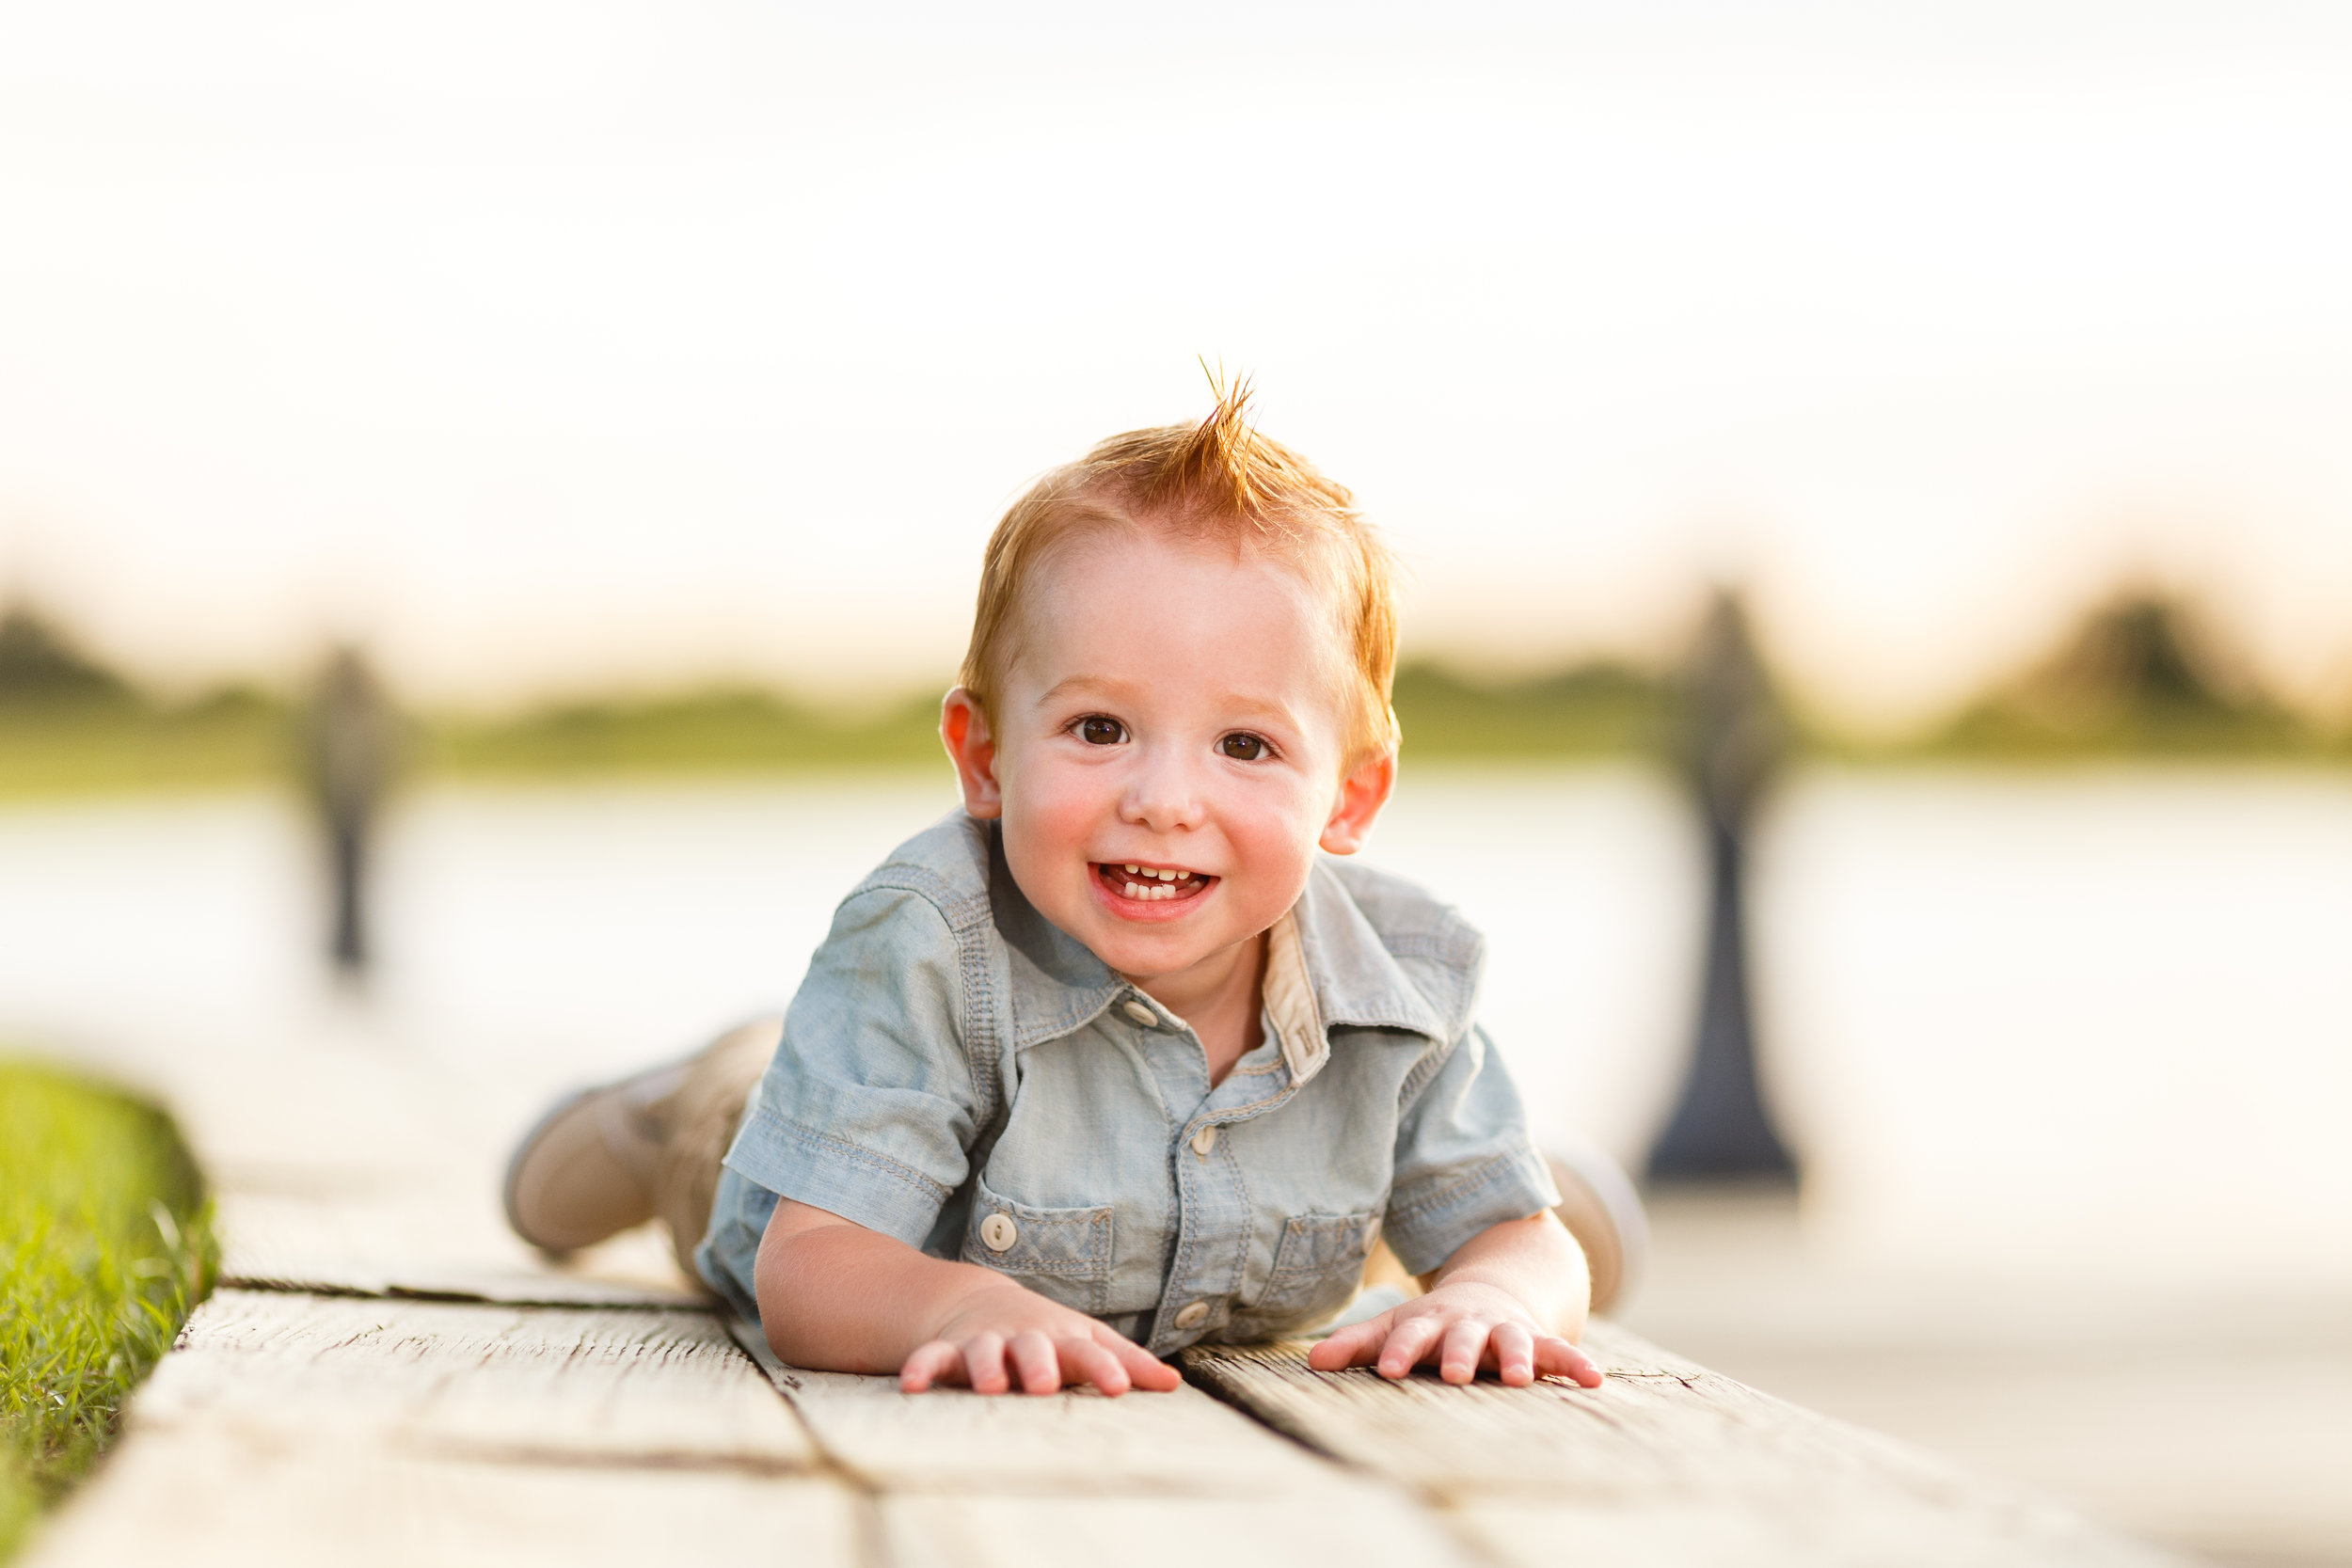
left=1126, top=995, right=1298, bottom=1355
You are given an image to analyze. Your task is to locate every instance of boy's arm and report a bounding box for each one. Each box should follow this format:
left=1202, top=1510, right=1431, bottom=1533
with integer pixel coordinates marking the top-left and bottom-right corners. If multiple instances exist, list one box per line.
left=755, top=1197, right=1180, bottom=1396
left=1307, top=1211, right=1604, bottom=1387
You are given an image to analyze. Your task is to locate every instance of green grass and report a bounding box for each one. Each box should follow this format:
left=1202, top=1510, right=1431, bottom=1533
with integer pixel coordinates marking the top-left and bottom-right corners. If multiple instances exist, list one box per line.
left=428, top=687, right=949, bottom=775
left=1391, top=662, right=1677, bottom=759
left=0, top=1061, right=215, bottom=1560
left=0, top=693, right=288, bottom=800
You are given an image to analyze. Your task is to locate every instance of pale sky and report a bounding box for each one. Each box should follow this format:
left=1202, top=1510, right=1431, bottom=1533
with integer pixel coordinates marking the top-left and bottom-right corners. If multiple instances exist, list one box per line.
left=4, top=1, right=2351, bottom=732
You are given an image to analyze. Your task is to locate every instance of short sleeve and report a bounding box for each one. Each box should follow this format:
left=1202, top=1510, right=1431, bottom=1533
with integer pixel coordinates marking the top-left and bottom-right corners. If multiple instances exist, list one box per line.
left=1380, top=1022, right=1562, bottom=1275
left=719, top=885, right=982, bottom=1247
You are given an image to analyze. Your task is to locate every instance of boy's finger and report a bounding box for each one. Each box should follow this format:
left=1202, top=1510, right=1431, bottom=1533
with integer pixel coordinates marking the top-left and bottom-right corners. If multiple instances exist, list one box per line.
left=1100, top=1333, right=1184, bottom=1391
left=900, top=1339, right=960, bottom=1393
left=963, top=1331, right=1011, bottom=1395
left=1490, top=1323, right=1536, bottom=1386
left=1534, top=1336, right=1605, bottom=1388
left=1438, top=1318, right=1489, bottom=1385
left=1307, top=1317, right=1389, bottom=1370
left=1009, top=1329, right=1062, bottom=1396
left=1059, top=1338, right=1130, bottom=1396
left=1376, top=1313, right=1444, bottom=1378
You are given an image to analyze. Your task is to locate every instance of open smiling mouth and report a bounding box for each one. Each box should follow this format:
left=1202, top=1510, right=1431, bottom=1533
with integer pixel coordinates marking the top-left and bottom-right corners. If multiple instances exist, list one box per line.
left=1094, top=863, right=1216, bottom=905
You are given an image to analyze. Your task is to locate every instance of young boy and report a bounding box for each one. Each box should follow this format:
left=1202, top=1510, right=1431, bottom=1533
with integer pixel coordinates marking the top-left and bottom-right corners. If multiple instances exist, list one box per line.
left=504, top=390, right=1638, bottom=1395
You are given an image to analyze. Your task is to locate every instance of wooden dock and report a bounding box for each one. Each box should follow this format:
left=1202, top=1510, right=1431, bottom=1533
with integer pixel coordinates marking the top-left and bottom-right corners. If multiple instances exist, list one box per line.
left=21, top=1038, right=2181, bottom=1567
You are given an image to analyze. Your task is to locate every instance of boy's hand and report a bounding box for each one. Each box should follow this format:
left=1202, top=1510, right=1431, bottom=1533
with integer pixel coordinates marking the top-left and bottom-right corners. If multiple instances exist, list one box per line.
left=901, top=1278, right=1182, bottom=1397
left=1307, top=1278, right=1602, bottom=1387
left=1305, top=1213, right=1604, bottom=1388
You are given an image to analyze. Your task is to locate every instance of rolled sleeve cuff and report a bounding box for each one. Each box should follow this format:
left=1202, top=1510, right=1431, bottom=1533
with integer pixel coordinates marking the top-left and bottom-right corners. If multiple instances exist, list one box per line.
left=1383, top=1145, right=1562, bottom=1276
left=722, top=1105, right=954, bottom=1249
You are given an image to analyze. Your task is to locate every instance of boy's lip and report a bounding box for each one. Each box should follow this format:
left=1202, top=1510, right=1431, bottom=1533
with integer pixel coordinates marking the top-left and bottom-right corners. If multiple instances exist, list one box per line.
left=1090, top=862, right=1216, bottom=921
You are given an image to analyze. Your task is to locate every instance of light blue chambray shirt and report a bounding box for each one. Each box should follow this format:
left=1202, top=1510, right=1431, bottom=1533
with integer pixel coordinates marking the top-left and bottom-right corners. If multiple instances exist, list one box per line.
left=697, top=811, right=1560, bottom=1356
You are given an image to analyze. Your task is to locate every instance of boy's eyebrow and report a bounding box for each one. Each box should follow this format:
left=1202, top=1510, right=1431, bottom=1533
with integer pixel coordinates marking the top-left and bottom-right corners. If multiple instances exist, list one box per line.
left=1033, top=674, right=1305, bottom=731
left=1215, top=692, right=1305, bottom=729
left=1032, top=674, right=1133, bottom=708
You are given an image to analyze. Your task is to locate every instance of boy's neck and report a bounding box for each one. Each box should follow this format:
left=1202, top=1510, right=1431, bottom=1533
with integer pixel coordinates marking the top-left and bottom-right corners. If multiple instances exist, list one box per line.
left=1128, top=929, right=1267, bottom=1087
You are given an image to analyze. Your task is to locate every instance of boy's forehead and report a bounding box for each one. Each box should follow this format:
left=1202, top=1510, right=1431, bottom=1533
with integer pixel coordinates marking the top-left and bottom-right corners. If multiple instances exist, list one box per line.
left=1029, top=525, right=1330, bottom=625
left=1009, top=532, right=1352, bottom=710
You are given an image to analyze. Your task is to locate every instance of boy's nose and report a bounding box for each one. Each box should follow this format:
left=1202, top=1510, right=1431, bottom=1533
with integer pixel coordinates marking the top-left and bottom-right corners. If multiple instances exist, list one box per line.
left=1120, top=750, right=1207, bottom=833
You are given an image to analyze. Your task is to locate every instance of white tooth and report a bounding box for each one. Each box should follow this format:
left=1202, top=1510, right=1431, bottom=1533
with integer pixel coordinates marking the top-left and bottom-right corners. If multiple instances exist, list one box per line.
left=1124, top=881, right=1142, bottom=898
left=1124, top=864, right=1139, bottom=874
left=1158, top=868, right=1178, bottom=880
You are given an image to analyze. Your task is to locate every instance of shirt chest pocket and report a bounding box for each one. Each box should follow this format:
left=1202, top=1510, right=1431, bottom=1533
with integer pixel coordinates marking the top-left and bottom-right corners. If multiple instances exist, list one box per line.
left=1245, top=1211, right=1382, bottom=1331
left=960, top=1170, right=1116, bottom=1317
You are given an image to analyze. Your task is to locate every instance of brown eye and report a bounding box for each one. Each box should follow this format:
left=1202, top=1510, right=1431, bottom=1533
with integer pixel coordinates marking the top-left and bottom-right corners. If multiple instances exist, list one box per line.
left=1080, top=717, right=1124, bottom=745
left=1218, top=733, right=1266, bottom=761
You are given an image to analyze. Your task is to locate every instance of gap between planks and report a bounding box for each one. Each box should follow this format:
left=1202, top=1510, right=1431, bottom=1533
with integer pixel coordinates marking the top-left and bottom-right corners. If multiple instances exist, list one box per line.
left=725, top=1314, right=1485, bottom=1568
left=1183, top=1330, right=2190, bottom=1568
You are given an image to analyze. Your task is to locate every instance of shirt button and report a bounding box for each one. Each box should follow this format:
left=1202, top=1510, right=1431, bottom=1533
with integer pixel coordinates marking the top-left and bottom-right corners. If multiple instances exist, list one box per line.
left=978, top=1213, right=1019, bottom=1252
left=1122, top=1000, right=1158, bottom=1027
left=1173, top=1300, right=1210, bottom=1329
left=1190, top=1124, right=1218, bottom=1157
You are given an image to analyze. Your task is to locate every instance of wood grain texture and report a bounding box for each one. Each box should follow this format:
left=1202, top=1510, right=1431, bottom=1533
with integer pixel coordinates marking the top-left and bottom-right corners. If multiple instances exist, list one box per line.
left=22, top=1290, right=853, bottom=1568
left=22, top=1432, right=858, bottom=1568
left=879, top=1491, right=1471, bottom=1568
left=729, top=1320, right=1481, bottom=1567
left=218, top=1190, right=707, bottom=1308
left=130, top=1290, right=817, bottom=1465
left=1183, top=1323, right=2184, bottom=1568
left=729, top=1316, right=1330, bottom=1492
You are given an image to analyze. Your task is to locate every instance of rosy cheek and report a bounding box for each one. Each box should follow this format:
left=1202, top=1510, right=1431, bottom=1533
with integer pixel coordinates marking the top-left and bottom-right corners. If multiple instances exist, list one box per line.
left=1224, top=791, right=1316, bottom=878
left=1008, top=760, right=1109, bottom=853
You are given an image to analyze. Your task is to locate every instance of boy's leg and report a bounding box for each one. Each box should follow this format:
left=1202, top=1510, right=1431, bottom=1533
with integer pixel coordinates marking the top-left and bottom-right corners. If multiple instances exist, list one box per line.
left=503, top=1017, right=781, bottom=1280
left=648, top=1017, right=780, bottom=1277
left=1542, top=1136, right=1648, bottom=1315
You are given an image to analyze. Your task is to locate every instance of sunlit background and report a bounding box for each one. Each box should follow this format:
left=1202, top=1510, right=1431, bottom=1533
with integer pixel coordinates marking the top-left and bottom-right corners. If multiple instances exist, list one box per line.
left=5, top=4, right=2350, bottom=1563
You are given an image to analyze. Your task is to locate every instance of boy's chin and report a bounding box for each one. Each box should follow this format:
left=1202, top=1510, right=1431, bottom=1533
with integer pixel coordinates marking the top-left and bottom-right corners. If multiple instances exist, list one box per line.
left=1073, top=909, right=1224, bottom=975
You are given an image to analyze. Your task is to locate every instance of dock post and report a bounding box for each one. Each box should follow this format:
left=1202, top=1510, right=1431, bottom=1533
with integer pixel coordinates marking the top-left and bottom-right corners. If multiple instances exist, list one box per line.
left=1646, top=591, right=1797, bottom=1181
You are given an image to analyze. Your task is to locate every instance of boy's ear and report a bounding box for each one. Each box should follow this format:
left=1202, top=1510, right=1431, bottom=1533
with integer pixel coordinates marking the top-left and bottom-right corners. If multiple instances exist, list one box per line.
left=940, top=688, right=1003, bottom=820
left=1318, top=749, right=1396, bottom=855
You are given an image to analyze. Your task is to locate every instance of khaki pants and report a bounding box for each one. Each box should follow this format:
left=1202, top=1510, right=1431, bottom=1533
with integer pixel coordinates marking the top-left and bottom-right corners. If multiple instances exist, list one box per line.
left=650, top=1016, right=781, bottom=1279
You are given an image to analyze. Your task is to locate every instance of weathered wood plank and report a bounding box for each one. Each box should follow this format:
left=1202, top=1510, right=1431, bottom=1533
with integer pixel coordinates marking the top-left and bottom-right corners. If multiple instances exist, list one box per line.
left=132, top=1289, right=818, bottom=1464
left=1182, top=1323, right=2183, bottom=1568
left=218, top=1190, right=707, bottom=1308
left=23, top=1290, right=855, bottom=1568
left=729, top=1314, right=1327, bottom=1491
left=24, top=1434, right=859, bottom=1568
left=729, top=1320, right=1479, bottom=1567
left=878, top=1491, right=1469, bottom=1568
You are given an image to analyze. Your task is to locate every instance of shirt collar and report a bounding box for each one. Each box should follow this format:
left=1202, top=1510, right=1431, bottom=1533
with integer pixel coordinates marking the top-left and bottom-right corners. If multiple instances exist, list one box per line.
left=995, top=843, right=1460, bottom=1064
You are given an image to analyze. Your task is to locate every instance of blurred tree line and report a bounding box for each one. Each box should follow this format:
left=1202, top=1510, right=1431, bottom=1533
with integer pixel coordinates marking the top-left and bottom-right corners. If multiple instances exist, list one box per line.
left=0, top=610, right=284, bottom=795
left=0, top=590, right=2343, bottom=798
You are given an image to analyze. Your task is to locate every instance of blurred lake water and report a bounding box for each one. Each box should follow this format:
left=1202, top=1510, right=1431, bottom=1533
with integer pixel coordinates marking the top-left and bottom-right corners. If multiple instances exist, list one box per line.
left=1760, top=767, right=2352, bottom=1291
left=2, top=762, right=2347, bottom=1284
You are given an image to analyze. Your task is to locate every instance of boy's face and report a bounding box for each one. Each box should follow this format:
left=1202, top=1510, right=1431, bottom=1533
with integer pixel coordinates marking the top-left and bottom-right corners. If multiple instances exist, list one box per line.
left=942, top=527, right=1393, bottom=992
